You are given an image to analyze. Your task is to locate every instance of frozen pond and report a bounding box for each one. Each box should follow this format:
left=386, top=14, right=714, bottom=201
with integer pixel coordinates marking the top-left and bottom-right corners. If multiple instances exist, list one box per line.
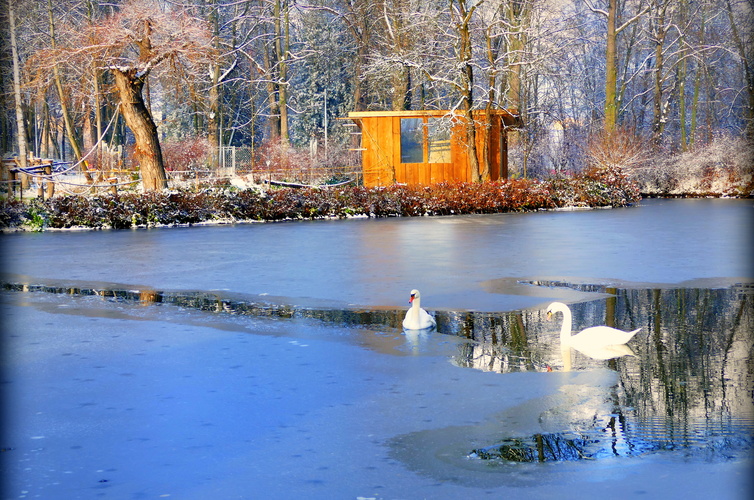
left=1, top=198, right=753, bottom=499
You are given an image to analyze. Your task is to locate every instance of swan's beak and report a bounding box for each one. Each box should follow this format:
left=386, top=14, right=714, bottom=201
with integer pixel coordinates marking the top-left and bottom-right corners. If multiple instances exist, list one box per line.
left=409, top=294, right=415, bottom=304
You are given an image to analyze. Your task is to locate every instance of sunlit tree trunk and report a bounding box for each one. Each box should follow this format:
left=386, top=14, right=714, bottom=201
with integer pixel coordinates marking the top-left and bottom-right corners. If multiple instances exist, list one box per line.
left=587, top=0, right=646, bottom=133
left=502, top=0, right=529, bottom=112
left=381, top=0, right=412, bottom=111
left=208, top=0, right=221, bottom=167
left=651, top=1, right=670, bottom=144
left=48, top=0, right=86, bottom=174
left=499, top=0, right=531, bottom=177
left=276, top=0, right=290, bottom=145
left=482, top=25, right=500, bottom=180
left=604, top=0, right=618, bottom=132
left=452, top=0, right=481, bottom=182
left=391, top=65, right=412, bottom=111
left=112, top=68, right=167, bottom=191
left=263, top=44, right=281, bottom=142
left=8, top=0, right=29, bottom=181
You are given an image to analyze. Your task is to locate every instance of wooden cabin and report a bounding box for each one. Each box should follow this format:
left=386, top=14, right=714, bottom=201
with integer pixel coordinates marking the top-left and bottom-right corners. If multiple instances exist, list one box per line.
left=347, top=109, right=521, bottom=187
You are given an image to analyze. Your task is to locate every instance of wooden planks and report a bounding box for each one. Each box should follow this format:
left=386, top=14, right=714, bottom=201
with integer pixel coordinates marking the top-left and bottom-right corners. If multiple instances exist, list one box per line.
left=350, top=109, right=521, bottom=187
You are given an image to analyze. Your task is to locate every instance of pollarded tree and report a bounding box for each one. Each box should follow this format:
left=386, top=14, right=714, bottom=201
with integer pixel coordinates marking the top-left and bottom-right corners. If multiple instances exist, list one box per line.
left=42, top=0, right=214, bottom=191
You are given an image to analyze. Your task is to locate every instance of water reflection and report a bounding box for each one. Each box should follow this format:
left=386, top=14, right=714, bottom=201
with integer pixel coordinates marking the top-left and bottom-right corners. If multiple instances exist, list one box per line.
left=2, top=276, right=752, bottom=465
left=447, top=281, right=754, bottom=465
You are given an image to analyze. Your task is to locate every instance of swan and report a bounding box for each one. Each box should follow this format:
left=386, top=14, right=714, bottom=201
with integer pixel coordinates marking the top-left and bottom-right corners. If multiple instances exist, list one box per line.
left=402, top=289, right=436, bottom=330
left=546, top=301, right=640, bottom=350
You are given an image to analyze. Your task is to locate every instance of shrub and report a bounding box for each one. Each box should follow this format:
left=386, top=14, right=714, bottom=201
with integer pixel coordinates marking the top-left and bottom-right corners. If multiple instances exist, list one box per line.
left=162, top=137, right=212, bottom=172
left=634, top=135, right=753, bottom=197
left=585, top=127, right=648, bottom=172
left=1, top=176, right=643, bottom=231
left=0, top=199, right=28, bottom=228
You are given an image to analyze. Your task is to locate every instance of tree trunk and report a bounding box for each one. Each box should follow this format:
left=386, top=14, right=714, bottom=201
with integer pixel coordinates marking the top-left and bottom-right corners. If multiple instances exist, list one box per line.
left=208, top=63, right=221, bottom=166
left=275, top=0, right=290, bottom=145
left=604, top=0, right=618, bottom=132
left=678, top=0, right=689, bottom=150
left=263, top=33, right=281, bottom=142
left=651, top=3, right=668, bottom=144
left=725, top=0, right=754, bottom=139
left=9, top=0, right=29, bottom=180
left=112, top=68, right=167, bottom=191
left=48, top=0, right=86, bottom=173
left=689, top=5, right=705, bottom=147
left=455, top=0, right=480, bottom=182
left=208, top=0, right=221, bottom=167
left=391, top=65, right=412, bottom=111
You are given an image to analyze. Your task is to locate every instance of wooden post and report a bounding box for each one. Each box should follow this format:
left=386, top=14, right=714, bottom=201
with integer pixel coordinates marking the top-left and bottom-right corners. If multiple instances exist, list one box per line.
left=37, top=171, right=44, bottom=199
left=44, top=163, right=54, bottom=199
left=9, top=168, right=17, bottom=198
left=1, top=160, right=13, bottom=198
left=108, top=177, right=117, bottom=196
left=15, top=157, right=29, bottom=191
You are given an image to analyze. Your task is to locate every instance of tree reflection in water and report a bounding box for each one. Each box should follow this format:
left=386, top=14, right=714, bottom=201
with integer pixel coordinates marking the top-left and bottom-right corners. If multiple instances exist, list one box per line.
left=3, top=278, right=752, bottom=462
left=470, top=433, right=598, bottom=462
left=452, top=281, right=754, bottom=462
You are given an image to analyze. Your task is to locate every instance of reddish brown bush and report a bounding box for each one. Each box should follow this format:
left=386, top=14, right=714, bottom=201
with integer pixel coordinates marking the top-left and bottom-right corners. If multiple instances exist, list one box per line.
left=161, top=137, right=212, bottom=172
left=2, top=174, right=643, bottom=230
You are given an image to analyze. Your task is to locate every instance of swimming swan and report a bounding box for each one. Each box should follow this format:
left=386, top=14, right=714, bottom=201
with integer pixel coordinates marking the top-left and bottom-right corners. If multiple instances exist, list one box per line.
left=403, top=289, right=436, bottom=330
left=546, top=301, right=640, bottom=349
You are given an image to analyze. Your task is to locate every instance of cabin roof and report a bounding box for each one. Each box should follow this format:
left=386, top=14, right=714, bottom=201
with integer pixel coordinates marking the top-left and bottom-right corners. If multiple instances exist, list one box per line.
left=347, top=109, right=522, bottom=127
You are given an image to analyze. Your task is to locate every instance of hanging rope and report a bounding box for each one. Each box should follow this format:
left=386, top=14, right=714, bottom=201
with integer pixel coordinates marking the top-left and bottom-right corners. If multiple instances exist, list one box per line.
left=19, top=109, right=122, bottom=180
left=14, top=106, right=144, bottom=193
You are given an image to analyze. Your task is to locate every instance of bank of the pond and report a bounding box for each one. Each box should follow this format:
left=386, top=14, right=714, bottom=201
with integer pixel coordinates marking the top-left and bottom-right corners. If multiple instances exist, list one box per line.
left=1, top=172, right=644, bottom=231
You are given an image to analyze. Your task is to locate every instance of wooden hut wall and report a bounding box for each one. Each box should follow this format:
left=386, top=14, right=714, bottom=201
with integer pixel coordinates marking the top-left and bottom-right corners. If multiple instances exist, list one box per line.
left=360, top=116, right=395, bottom=187
left=355, top=110, right=517, bottom=187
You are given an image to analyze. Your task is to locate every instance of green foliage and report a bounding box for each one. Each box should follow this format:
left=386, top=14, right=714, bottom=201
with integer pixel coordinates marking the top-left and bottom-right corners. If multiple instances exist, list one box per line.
left=23, top=199, right=50, bottom=231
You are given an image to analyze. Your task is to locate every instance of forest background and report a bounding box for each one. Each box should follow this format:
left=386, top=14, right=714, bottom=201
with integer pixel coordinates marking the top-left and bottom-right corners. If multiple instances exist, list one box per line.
left=1, top=0, right=752, bottom=198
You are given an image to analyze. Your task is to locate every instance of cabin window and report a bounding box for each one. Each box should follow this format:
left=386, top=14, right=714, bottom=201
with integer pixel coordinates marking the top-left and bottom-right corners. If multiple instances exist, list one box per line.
left=400, top=117, right=451, bottom=164
left=400, top=118, right=424, bottom=163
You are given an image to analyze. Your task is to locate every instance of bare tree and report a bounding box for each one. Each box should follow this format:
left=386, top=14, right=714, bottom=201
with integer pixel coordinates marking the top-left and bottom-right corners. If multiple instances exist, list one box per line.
left=7, top=0, right=29, bottom=176
left=47, top=0, right=86, bottom=169
left=35, top=0, right=214, bottom=191
left=450, top=0, right=486, bottom=182
left=585, top=0, right=647, bottom=132
left=725, top=0, right=754, bottom=138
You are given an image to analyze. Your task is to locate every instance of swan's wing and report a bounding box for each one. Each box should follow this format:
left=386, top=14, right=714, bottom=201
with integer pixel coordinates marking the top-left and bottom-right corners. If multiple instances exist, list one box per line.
left=573, top=343, right=635, bottom=360
left=572, top=326, right=639, bottom=346
left=404, top=308, right=436, bottom=330
left=419, top=308, right=436, bottom=326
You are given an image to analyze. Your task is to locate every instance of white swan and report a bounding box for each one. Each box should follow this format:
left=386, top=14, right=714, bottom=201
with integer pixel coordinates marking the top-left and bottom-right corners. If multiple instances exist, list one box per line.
left=546, top=301, right=641, bottom=350
left=402, top=289, right=436, bottom=330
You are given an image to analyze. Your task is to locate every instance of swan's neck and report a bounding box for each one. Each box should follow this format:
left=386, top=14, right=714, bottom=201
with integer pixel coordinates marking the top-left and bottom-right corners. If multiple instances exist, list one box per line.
left=407, top=298, right=421, bottom=319
left=559, top=307, right=573, bottom=343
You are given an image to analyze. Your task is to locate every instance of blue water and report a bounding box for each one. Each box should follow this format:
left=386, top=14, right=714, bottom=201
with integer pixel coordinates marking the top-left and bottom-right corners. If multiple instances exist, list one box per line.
left=3, top=198, right=751, bottom=311
left=1, top=197, right=752, bottom=499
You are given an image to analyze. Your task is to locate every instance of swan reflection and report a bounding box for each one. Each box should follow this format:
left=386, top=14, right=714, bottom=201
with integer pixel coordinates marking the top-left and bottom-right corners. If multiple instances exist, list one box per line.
left=403, top=327, right=432, bottom=354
